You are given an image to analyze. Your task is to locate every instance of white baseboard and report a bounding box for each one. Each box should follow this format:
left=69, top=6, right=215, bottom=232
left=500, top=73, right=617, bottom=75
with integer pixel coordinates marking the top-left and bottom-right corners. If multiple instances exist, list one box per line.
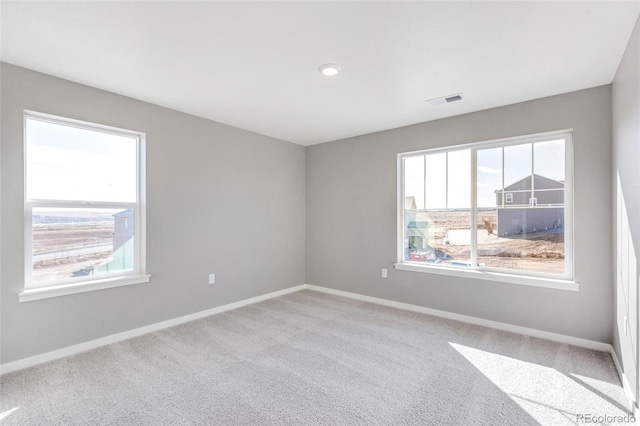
left=609, top=346, right=637, bottom=414
left=304, top=284, right=612, bottom=352
left=0, top=283, right=622, bottom=383
left=0, top=285, right=306, bottom=375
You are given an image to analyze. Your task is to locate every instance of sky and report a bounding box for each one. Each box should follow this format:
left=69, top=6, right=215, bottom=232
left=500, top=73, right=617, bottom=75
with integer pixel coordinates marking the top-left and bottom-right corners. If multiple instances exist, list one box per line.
left=26, top=117, right=137, bottom=203
left=405, top=139, right=565, bottom=209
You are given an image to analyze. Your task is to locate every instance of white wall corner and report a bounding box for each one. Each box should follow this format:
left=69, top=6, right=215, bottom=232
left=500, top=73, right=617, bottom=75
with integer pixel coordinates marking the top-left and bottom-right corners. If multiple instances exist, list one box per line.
left=609, top=346, right=638, bottom=415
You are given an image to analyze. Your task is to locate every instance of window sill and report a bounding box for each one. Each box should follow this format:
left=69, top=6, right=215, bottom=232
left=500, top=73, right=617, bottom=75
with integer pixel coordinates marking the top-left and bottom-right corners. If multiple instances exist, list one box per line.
left=394, top=263, right=578, bottom=291
left=19, top=274, right=151, bottom=302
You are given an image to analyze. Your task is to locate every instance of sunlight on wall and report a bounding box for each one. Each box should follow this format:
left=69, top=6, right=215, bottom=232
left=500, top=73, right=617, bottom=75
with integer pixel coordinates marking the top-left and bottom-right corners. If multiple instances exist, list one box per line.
left=615, top=172, right=638, bottom=404
left=449, top=342, right=629, bottom=424
left=616, top=173, right=638, bottom=354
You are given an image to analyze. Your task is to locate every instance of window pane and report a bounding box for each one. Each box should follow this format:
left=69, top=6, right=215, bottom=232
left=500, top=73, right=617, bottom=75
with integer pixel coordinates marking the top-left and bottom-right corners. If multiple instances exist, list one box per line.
left=26, top=118, right=137, bottom=202
left=476, top=147, right=500, bottom=270
left=534, top=140, right=565, bottom=206
left=32, top=207, right=135, bottom=285
left=477, top=204, right=564, bottom=274
left=503, top=143, right=532, bottom=207
left=477, top=147, right=503, bottom=208
left=534, top=140, right=565, bottom=181
left=400, top=133, right=570, bottom=279
left=425, top=153, right=446, bottom=209
left=478, top=140, right=565, bottom=274
left=404, top=155, right=424, bottom=210
left=404, top=210, right=471, bottom=267
left=447, top=150, right=471, bottom=209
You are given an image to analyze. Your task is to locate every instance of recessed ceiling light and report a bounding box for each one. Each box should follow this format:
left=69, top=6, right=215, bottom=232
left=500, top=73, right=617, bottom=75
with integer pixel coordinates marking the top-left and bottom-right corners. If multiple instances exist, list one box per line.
left=318, top=63, right=341, bottom=77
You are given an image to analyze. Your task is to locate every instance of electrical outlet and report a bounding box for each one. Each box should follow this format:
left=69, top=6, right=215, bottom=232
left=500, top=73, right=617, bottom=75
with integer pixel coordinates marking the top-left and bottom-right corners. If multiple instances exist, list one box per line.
left=381, top=268, right=388, bottom=278
left=209, top=273, right=216, bottom=284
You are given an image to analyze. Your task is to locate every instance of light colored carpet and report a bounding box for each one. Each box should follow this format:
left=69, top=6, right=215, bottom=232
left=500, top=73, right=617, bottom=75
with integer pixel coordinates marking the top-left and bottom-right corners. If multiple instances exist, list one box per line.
left=0, top=290, right=631, bottom=425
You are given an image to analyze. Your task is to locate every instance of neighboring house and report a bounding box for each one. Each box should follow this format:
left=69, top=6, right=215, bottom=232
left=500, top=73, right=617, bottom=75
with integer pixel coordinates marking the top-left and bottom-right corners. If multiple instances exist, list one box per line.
left=404, top=196, right=426, bottom=258
left=406, top=220, right=428, bottom=250
left=78, top=209, right=135, bottom=277
left=495, top=174, right=564, bottom=206
left=403, top=196, right=450, bottom=261
left=87, top=210, right=135, bottom=275
left=113, top=209, right=134, bottom=252
left=405, top=196, right=417, bottom=210
left=404, top=195, right=426, bottom=255
left=495, top=174, right=564, bottom=239
left=405, top=219, right=452, bottom=262
left=90, top=238, right=134, bottom=275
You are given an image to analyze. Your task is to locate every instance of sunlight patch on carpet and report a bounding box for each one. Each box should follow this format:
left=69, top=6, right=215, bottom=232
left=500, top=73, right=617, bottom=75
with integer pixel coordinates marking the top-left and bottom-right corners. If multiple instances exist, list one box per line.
left=0, top=407, right=20, bottom=421
left=449, top=342, right=630, bottom=425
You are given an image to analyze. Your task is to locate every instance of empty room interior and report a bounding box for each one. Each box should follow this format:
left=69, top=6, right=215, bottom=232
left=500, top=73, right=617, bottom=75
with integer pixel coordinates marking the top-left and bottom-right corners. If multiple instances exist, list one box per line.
left=1, top=1, right=639, bottom=425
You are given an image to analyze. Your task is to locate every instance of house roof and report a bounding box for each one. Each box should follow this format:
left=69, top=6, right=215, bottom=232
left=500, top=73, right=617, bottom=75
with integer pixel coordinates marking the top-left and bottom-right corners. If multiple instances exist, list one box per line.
left=498, top=174, right=564, bottom=192
left=113, top=209, right=134, bottom=217
left=405, top=196, right=417, bottom=210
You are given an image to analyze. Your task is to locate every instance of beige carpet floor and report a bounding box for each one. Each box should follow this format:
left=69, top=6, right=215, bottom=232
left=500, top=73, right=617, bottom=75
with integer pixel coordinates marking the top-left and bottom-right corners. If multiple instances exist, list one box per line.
left=0, top=290, right=632, bottom=425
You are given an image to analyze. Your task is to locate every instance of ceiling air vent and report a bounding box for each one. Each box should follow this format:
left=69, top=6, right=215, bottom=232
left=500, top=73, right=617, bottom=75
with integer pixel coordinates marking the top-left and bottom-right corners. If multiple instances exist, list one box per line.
left=426, top=93, right=463, bottom=106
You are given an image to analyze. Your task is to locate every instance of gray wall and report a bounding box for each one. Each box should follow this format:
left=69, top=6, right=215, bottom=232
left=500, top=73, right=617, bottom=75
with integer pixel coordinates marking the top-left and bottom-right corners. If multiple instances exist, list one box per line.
left=0, top=63, right=306, bottom=364
left=0, top=56, right=626, bottom=364
left=307, top=86, right=612, bottom=343
left=612, top=17, right=640, bottom=405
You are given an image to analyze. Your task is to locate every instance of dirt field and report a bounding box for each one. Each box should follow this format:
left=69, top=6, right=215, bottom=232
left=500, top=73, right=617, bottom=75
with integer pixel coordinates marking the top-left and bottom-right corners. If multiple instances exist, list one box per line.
left=411, top=210, right=565, bottom=274
left=33, top=222, right=113, bottom=252
left=32, top=222, right=114, bottom=282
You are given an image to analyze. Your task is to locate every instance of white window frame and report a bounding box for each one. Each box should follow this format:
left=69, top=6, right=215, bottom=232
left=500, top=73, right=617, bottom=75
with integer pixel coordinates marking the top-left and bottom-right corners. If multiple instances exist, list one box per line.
left=395, top=130, right=576, bottom=291
left=505, top=193, right=513, bottom=203
left=20, top=111, right=149, bottom=302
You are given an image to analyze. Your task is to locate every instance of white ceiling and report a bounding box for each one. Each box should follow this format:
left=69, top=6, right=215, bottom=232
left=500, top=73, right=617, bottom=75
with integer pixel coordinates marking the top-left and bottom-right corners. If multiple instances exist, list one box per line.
left=1, top=1, right=638, bottom=146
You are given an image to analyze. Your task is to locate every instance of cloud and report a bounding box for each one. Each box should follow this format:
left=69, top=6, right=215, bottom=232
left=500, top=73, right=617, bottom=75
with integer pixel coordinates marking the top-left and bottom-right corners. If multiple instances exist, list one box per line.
left=478, top=166, right=501, bottom=174
left=537, top=139, right=565, bottom=146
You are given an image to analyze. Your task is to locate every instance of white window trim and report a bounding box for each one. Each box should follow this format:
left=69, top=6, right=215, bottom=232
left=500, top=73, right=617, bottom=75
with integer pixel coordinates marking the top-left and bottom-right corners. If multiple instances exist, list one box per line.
left=397, top=129, right=574, bottom=289
left=19, top=274, right=151, bottom=302
left=22, top=111, right=148, bottom=301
